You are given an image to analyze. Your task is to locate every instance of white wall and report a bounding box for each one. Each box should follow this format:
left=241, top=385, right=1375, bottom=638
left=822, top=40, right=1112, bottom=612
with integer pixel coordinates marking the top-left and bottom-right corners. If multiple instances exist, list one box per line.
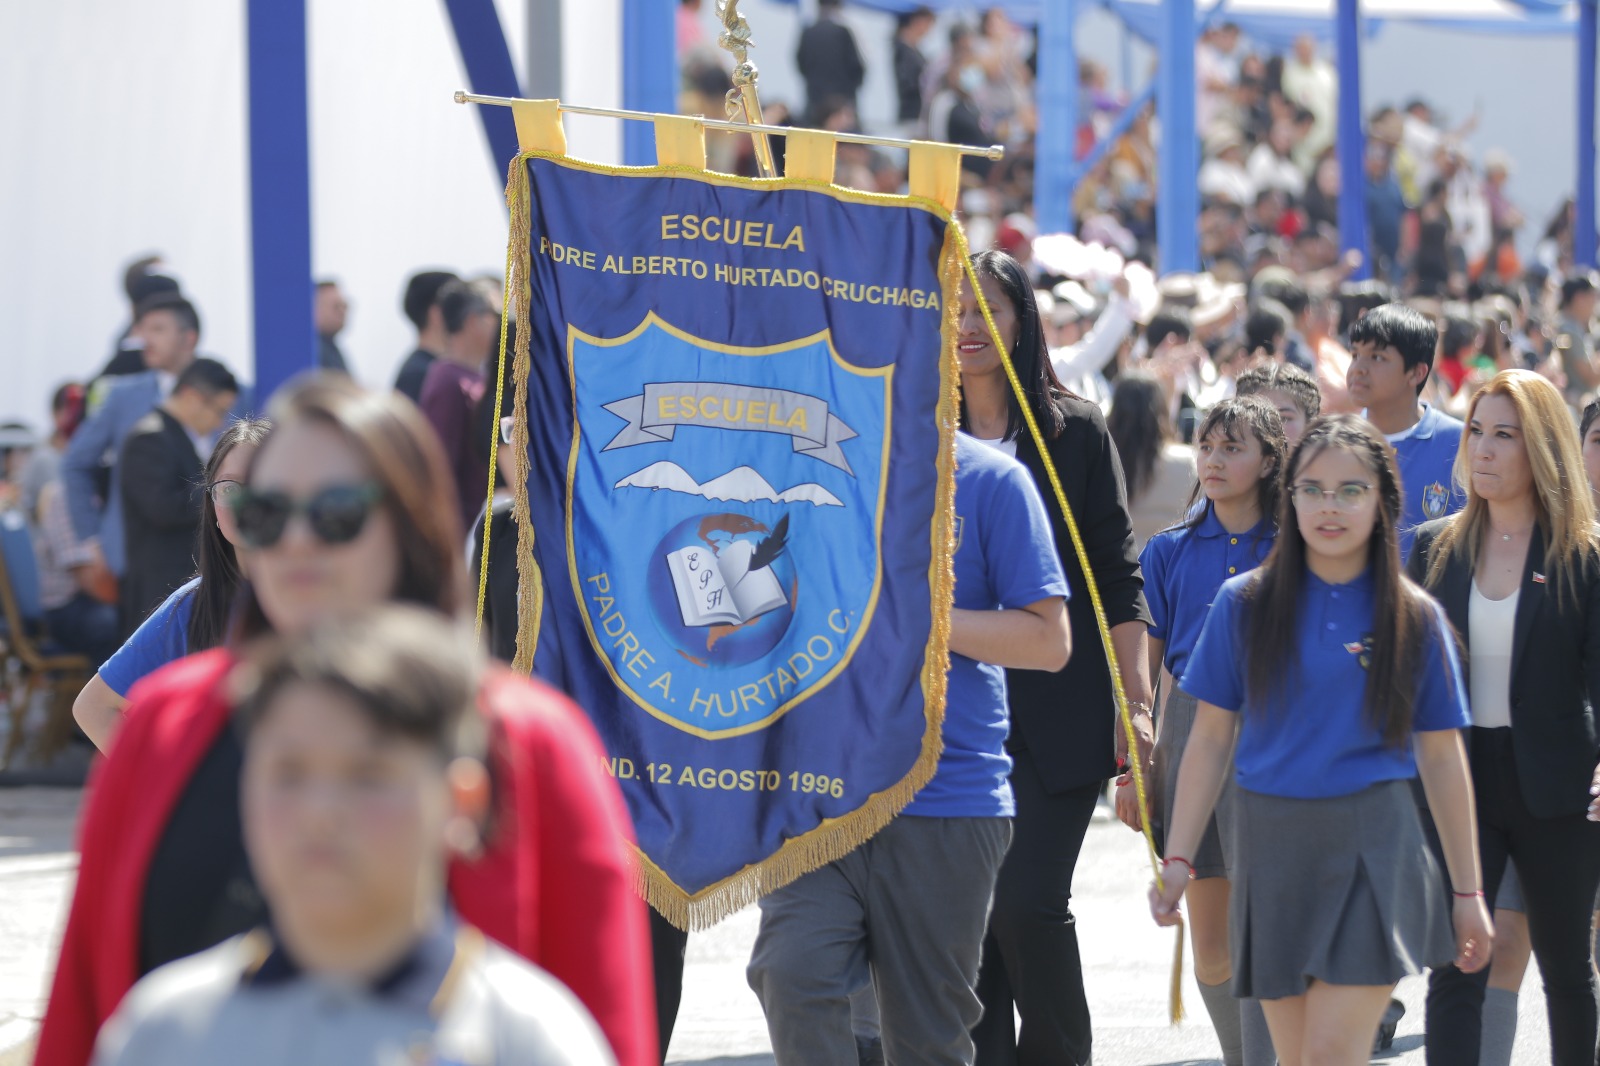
left=0, top=0, right=619, bottom=430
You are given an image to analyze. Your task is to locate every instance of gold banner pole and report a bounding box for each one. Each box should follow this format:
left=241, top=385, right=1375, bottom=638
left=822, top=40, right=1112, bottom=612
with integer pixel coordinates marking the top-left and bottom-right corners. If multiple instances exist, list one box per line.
left=716, top=0, right=777, bottom=178
left=453, top=94, right=1005, bottom=163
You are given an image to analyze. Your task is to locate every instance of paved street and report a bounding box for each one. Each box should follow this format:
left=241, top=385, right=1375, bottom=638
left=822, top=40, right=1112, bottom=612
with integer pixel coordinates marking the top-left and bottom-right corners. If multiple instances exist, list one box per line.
left=0, top=789, right=1555, bottom=1065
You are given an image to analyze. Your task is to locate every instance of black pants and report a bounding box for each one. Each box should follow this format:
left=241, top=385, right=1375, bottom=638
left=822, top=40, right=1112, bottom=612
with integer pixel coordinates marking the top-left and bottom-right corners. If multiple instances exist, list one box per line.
left=972, top=749, right=1101, bottom=1066
left=650, top=906, right=689, bottom=1063
left=1425, top=727, right=1600, bottom=1066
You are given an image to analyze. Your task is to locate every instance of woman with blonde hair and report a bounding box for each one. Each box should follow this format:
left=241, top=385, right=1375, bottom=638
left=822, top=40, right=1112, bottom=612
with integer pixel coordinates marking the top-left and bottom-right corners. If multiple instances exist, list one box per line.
left=1409, top=369, right=1600, bottom=1064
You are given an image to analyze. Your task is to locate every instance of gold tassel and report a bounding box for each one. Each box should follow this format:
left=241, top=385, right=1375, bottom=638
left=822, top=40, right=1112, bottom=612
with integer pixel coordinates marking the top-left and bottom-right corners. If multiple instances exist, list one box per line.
left=1171, top=916, right=1186, bottom=1024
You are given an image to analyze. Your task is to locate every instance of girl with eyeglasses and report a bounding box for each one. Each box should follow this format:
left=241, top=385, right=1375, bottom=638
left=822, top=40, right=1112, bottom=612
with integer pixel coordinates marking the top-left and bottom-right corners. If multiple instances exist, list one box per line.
left=72, top=418, right=272, bottom=751
left=1151, top=414, right=1491, bottom=1066
left=1138, top=396, right=1286, bottom=1066
left=1410, top=370, right=1600, bottom=1065
left=37, top=375, right=657, bottom=1066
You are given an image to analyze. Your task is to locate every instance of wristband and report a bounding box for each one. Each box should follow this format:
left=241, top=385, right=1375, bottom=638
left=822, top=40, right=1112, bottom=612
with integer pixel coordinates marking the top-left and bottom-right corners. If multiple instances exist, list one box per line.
left=1162, top=856, right=1195, bottom=880
left=1452, top=889, right=1484, bottom=899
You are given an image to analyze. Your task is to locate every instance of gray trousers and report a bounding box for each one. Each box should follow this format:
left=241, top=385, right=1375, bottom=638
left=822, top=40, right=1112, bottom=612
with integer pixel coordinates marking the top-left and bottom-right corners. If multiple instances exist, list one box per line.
left=748, top=815, right=1013, bottom=1066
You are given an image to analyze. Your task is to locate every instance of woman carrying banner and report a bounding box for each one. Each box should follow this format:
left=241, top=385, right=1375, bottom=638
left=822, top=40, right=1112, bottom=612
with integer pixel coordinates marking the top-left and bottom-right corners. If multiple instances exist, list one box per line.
left=1140, top=396, right=1286, bottom=1066
left=958, top=249, right=1154, bottom=1066
left=1410, top=370, right=1600, bottom=1065
left=1151, top=415, right=1491, bottom=1066
left=72, top=417, right=272, bottom=751
left=35, top=375, right=657, bottom=1066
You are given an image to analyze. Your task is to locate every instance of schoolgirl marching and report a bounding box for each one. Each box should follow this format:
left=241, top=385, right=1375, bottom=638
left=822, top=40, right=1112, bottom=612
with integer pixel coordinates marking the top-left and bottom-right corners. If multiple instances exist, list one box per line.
left=1136, top=395, right=1286, bottom=1066
left=1150, top=414, right=1492, bottom=1066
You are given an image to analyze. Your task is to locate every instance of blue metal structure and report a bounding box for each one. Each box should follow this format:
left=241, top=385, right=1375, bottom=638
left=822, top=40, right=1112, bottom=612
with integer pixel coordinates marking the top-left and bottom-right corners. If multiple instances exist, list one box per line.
left=623, top=0, right=679, bottom=165
left=1334, top=0, right=1370, bottom=278
left=1156, top=0, right=1198, bottom=271
left=1580, top=0, right=1597, bottom=266
left=443, top=0, right=525, bottom=178
left=1035, top=0, right=1078, bottom=232
left=246, top=0, right=315, bottom=406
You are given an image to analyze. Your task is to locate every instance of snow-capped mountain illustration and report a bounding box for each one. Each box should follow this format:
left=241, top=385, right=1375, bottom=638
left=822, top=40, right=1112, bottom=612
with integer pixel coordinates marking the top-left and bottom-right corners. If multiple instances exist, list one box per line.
left=614, top=462, right=843, bottom=507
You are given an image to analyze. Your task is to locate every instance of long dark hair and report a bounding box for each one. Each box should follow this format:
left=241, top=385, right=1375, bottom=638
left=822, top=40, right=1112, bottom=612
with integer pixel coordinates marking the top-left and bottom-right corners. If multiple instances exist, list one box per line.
left=1106, top=373, right=1167, bottom=502
left=187, top=418, right=273, bottom=652
left=1180, top=396, right=1286, bottom=538
left=1242, top=415, right=1427, bottom=746
left=961, top=249, right=1071, bottom=441
left=234, top=374, right=469, bottom=641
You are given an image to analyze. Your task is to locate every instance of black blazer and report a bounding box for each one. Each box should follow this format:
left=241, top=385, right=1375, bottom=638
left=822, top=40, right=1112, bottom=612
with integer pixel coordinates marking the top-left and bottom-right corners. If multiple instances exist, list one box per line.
left=1007, top=397, right=1152, bottom=793
left=1407, top=518, right=1600, bottom=819
left=119, top=408, right=204, bottom=628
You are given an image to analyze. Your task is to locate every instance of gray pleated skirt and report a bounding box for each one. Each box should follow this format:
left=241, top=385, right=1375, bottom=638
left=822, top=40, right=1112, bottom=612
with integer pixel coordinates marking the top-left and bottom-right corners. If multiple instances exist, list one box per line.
left=1151, top=687, right=1236, bottom=879
left=1230, top=779, right=1456, bottom=1000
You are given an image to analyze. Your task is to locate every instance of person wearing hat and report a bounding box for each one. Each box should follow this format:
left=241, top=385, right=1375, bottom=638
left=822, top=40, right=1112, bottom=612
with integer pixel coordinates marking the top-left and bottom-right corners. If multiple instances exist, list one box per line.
left=1198, top=129, right=1256, bottom=207
left=1049, top=274, right=1135, bottom=405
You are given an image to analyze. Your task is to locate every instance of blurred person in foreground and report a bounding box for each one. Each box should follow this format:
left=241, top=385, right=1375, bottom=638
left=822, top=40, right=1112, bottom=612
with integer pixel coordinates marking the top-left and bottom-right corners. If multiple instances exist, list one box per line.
left=92, top=608, right=615, bottom=1066
left=36, top=374, right=656, bottom=1066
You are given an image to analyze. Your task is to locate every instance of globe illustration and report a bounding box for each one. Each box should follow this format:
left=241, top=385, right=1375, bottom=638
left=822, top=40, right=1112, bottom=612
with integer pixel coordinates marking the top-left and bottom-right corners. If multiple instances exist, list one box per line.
left=647, top=512, right=798, bottom=669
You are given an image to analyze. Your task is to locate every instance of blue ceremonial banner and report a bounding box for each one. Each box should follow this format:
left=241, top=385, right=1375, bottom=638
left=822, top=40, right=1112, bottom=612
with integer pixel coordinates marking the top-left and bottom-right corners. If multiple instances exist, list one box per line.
left=502, top=150, right=961, bottom=926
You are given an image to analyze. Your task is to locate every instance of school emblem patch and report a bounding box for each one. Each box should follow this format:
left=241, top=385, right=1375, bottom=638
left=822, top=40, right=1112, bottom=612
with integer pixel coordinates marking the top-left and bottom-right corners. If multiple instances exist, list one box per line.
left=1422, top=481, right=1450, bottom=519
left=1343, top=634, right=1374, bottom=670
left=568, top=314, right=889, bottom=738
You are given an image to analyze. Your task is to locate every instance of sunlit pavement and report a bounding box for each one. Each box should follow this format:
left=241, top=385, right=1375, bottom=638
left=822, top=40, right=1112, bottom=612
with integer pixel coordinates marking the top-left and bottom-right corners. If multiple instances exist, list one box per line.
left=0, top=791, right=1552, bottom=1065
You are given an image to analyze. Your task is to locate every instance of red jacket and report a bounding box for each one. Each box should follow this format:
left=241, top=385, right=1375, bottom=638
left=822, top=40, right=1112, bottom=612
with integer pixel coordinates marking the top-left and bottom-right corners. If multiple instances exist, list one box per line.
left=36, top=650, right=656, bottom=1066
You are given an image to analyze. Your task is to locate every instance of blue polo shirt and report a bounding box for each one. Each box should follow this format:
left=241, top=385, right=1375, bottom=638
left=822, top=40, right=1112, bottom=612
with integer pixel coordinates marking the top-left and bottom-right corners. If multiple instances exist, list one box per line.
left=1140, top=507, right=1276, bottom=680
left=904, top=434, right=1070, bottom=818
left=100, top=577, right=198, bottom=697
left=1387, top=403, right=1464, bottom=559
left=1180, top=567, right=1468, bottom=799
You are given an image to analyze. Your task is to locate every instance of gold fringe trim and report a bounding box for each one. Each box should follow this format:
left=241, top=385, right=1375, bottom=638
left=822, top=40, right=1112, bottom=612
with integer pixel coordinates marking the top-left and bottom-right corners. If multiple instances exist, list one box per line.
left=503, top=154, right=545, bottom=675
left=953, top=234, right=1184, bottom=1024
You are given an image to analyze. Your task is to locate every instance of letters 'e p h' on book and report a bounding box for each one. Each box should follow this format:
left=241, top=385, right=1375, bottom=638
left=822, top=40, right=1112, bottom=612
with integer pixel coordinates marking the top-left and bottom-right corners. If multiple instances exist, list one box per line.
left=666, top=538, right=787, bottom=627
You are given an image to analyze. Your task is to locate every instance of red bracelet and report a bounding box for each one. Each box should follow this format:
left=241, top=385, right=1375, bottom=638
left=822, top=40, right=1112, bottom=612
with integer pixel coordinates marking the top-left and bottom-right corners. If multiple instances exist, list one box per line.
left=1452, top=889, right=1484, bottom=899
left=1162, top=856, right=1196, bottom=880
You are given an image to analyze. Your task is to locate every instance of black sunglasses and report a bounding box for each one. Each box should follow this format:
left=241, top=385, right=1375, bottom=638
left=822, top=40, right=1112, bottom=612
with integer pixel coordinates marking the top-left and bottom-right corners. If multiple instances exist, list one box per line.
left=229, top=483, right=383, bottom=549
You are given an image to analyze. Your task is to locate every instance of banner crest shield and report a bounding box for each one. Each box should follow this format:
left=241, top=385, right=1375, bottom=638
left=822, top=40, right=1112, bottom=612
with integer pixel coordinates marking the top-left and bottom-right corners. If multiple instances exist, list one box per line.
left=568, top=316, right=888, bottom=738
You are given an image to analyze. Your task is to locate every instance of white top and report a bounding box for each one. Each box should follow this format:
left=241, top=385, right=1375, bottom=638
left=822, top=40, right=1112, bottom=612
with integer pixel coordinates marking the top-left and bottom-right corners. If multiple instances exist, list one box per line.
left=973, top=435, right=1017, bottom=458
left=1468, top=581, right=1519, bottom=729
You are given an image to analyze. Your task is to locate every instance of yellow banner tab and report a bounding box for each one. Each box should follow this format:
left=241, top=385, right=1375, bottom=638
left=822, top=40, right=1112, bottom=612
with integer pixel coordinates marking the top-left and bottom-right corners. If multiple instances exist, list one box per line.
left=652, top=115, right=708, bottom=170
left=908, top=142, right=962, bottom=212
left=784, top=130, right=835, bottom=184
left=512, top=99, right=566, bottom=155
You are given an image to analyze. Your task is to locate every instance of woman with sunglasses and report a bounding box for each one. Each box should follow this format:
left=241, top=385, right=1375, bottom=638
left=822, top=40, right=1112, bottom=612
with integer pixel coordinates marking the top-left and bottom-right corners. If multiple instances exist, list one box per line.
left=73, top=417, right=272, bottom=751
left=1412, top=370, right=1600, bottom=1065
left=37, top=375, right=656, bottom=1066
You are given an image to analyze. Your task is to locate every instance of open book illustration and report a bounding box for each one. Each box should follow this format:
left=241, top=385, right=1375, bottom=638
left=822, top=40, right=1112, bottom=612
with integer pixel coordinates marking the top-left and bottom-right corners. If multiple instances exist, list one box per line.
left=666, top=518, right=790, bottom=628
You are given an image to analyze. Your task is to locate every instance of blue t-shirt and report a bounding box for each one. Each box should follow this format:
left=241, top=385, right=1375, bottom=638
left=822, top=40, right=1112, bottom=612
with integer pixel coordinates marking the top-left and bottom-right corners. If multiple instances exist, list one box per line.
left=1180, top=567, right=1468, bottom=799
left=99, top=577, right=198, bottom=697
left=1140, top=507, right=1276, bottom=681
left=904, top=435, right=1070, bottom=818
left=1390, top=403, right=1464, bottom=559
